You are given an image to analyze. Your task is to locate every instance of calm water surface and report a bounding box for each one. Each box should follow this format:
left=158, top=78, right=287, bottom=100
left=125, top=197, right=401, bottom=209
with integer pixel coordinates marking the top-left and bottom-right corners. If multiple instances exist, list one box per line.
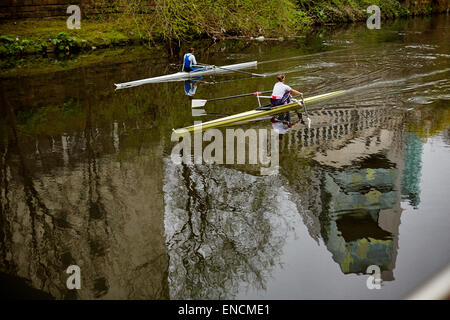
left=0, top=15, right=449, bottom=299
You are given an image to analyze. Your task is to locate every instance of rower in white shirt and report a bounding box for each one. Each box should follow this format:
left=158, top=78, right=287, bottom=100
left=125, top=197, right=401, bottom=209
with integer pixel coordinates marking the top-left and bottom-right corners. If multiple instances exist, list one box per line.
left=270, top=74, right=302, bottom=107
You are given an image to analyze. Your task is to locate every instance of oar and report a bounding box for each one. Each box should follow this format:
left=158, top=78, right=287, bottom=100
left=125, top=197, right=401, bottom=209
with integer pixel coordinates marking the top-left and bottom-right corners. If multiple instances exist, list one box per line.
left=194, top=63, right=266, bottom=78
left=300, top=94, right=311, bottom=128
left=192, top=90, right=272, bottom=108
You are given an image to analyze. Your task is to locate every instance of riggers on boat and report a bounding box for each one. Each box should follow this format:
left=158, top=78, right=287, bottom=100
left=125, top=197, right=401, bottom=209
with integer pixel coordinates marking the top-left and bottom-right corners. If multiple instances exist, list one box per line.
left=173, top=90, right=346, bottom=134
left=114, top=61, right=258, bottom=89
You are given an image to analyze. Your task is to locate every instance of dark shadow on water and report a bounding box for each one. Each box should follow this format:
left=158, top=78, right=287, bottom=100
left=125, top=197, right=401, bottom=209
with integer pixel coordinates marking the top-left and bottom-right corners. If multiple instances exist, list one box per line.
left=0, top=272, right=54, bottom=300
left=336, top=211, right=393, bottom=243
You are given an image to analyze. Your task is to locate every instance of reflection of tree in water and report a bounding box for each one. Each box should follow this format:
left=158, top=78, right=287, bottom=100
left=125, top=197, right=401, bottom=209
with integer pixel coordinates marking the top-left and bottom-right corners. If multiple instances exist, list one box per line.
left=163, top=159, right=293, bottom=299
left=279, top=150, right=322, bottom=243
left=0, top=120, right=14, bottom=278
left=82, top=87, right=111, bottom=299
left=0, top=85, right=109, bottom=298
left=1, top=81, right=169, bottom=299
left=0, top=92, right=65, bottom=297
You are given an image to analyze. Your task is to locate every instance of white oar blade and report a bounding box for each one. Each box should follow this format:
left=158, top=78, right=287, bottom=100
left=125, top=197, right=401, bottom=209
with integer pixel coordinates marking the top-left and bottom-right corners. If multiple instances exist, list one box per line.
left=192, top=109, right=207, bottom=117
left=192, top=99, right=207, bottom=108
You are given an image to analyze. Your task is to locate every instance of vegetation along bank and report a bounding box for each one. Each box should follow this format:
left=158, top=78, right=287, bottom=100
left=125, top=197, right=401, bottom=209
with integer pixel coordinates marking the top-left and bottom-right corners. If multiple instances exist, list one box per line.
left=0, top=0, right=448, bottom=56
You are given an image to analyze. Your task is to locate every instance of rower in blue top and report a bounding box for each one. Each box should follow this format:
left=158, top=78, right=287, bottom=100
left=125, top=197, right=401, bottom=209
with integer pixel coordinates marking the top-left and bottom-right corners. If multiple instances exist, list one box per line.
left=182, top=48, right=204, bottom=72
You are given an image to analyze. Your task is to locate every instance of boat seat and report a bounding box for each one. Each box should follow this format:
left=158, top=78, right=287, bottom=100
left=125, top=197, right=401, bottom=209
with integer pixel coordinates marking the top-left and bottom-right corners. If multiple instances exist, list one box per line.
left=255, top=104, right=273, bottom=111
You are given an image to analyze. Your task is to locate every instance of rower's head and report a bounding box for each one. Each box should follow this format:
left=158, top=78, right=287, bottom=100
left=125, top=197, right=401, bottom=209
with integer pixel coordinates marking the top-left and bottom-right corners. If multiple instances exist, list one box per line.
left=187, top=48, right=194, bottom=53
left=277, top=74, right=285, bottom=82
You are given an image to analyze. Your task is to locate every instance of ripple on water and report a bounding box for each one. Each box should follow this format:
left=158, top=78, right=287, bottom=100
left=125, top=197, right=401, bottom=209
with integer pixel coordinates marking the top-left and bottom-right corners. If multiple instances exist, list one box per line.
left=397, top=31, right=422, bottom=35
left=404, top=44, right=438, bottom=50
left=322, top=40, right=354, bottom=46
left=290, top=75, right=323, bottom=83
left=303, top=62, right=338, bottom=69
left=407, top=96, right=435, bottom=104
left=225, top=53, right=253, bottom=60
left=410, top=54, right=437, bottom=60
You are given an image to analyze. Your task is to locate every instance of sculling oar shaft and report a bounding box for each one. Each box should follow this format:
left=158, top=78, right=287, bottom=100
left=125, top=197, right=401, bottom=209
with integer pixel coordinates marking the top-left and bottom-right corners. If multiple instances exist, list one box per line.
left=299, top=94, right=311, bottom=128
left=205, top=90, right=272, bottom=102
left=194, top=63, right=266, bottom=78
left=192, top=90, right=272, bottom=108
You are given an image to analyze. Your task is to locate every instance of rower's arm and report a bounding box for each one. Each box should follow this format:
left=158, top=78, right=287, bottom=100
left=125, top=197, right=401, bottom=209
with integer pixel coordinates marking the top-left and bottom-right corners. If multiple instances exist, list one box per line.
left=291, top=89, right=302, bottom=96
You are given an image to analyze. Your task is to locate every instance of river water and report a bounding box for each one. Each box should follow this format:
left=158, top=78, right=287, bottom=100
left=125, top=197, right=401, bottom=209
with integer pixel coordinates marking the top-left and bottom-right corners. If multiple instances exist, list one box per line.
left=0, top=15, right=449, bottom=299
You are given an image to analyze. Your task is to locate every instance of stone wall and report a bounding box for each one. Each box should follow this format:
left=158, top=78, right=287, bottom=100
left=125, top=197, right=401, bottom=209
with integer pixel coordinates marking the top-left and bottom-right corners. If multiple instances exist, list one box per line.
left=0, top=0, right=122, bottom=21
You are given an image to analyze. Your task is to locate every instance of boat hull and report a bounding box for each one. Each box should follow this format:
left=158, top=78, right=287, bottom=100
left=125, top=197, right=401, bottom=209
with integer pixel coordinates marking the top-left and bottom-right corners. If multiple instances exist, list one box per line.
left=115, top=61, right=258, bottom=89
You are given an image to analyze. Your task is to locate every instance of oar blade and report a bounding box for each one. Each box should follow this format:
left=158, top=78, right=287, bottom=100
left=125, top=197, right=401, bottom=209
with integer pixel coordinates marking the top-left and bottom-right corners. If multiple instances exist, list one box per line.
left=192, top=109, right=207, bottom=117
left=192, top=99, right=207, bottom=108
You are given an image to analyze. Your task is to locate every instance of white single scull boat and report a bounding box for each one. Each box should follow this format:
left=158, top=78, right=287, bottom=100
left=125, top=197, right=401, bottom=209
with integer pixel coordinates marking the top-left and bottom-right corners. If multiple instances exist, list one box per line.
left=115, top=61, right=258, bottom=89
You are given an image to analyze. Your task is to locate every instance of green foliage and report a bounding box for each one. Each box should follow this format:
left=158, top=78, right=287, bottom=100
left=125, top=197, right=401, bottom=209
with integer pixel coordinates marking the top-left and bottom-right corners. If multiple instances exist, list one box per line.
left=0, top=35, right=14, bottom=43
left=296, top=0, right=417, bottom=24
left=0, top=35, right=49, bottom=56
left=120, top=0, right=434, bottom=41
left=0, top=0, right=443, bottom=57
left=0, top=35, right=25, bottom=55
left=51, top=32, right=80, bottom=52
left=125, top=0, right=310, bottom=41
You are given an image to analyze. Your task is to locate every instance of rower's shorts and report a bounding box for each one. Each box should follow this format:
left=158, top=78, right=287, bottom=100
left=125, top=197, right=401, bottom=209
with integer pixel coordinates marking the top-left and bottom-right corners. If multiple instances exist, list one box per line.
left=185, top=67, right=203, bottom=72
left=270, top=92, right=291, bottom=107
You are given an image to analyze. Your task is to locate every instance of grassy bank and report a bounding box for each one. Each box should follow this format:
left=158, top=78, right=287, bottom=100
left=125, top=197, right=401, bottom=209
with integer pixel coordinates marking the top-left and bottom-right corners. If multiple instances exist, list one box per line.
left=0, top=19, right=143, bottom=56
left=0, top=0, right=448, bottom=57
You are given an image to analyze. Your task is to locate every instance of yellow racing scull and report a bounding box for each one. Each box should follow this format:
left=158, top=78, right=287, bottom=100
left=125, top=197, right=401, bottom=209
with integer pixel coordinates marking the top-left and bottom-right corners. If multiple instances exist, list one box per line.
left=173, top=90, right=346, bottom=134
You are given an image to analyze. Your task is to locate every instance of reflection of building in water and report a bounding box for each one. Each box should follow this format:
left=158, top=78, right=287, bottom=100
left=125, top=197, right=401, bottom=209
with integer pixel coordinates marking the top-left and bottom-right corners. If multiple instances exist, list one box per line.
left=399, top=101, right=450, bottom=208
left=0, top=116, right=169, bottom=299
left=280, top=105, right=423, bottom=281
left=443, top=128, right=450, bottom=146
left=320, top=156, right=401, bottom=281
left=401, top=133, right=423, bottom=208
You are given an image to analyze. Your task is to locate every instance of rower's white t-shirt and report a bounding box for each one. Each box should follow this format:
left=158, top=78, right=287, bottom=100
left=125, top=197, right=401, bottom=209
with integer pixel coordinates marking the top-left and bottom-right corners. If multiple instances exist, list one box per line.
left=186, top=83, right=198, bottom=96
left=272, top=82, right=292, bottom=99
left=271, top=121, right=289, bottom=134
